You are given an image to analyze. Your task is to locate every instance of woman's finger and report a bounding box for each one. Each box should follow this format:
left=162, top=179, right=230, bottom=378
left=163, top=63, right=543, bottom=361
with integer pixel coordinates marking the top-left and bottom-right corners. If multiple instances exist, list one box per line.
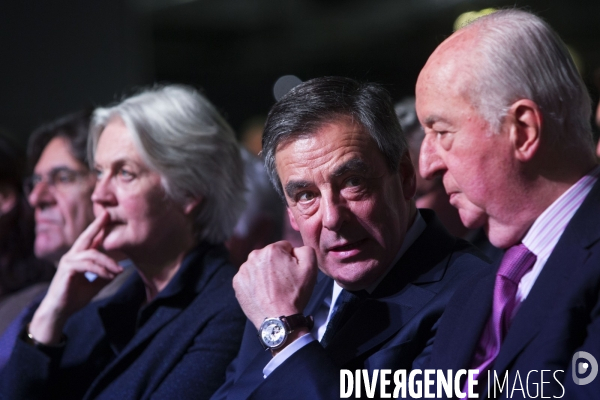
left=63, top=249, right=123, bottom=275
left=70, top=260, right=118, bottom=280
left=71, top=211, right=110, bottom=252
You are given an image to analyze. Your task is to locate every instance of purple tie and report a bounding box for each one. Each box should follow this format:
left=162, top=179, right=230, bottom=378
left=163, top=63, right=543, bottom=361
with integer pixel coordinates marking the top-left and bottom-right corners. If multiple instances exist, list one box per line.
left=464, top=244, right=537, bottom=396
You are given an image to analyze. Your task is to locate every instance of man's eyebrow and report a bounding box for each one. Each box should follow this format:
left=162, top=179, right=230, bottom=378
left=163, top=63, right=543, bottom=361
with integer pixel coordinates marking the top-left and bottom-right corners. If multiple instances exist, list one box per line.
left=45, top=166, right=79, bottom=175
left=423, top=115, right=445, bottom=126
left=284, top=180, right=312, bottom=198
left=331, top=159, right=369, bottom=177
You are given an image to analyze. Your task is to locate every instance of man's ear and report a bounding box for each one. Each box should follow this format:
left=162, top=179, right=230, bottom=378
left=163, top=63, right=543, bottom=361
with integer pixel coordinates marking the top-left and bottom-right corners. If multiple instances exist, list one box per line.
left=506, top=99, right=542, bottom=162
left=398, top=151, right=417, bottom=200
left=286, top=207, right=300, bottom=231
left=183, top=196, right=203, bottom=215
left=0, top=184, right=17, bottom=215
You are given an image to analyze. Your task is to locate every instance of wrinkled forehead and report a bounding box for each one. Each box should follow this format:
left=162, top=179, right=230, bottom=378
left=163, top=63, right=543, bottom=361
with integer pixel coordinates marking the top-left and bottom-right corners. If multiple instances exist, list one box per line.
left=275, top=115, right=366, bottom=154
left=274, top=118, right=383, bottom=175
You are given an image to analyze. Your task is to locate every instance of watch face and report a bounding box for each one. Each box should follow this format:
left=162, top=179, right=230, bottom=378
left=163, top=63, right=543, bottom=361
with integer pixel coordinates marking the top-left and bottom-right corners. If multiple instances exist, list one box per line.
left=260, top=318, right=287, bottom=349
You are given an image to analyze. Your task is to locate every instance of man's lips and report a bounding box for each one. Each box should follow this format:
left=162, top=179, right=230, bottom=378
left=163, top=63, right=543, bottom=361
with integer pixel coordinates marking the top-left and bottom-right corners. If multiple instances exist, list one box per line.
left=325, top=238, right=368, bottom=253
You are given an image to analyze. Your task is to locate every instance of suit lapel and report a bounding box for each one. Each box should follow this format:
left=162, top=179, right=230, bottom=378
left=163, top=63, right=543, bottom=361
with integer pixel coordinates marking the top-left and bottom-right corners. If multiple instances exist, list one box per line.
left=495, top=179, right=600, bottom=372
left=326, top=285, right=435, bottom=366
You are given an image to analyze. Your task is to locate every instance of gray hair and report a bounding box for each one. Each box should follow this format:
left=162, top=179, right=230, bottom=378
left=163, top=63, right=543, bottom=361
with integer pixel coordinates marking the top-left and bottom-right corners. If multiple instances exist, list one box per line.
left=89, top=84, right=245, bottom=244
left=462, top=9, right=594, bottom=150
left=262, top=76, right=407, bottom=200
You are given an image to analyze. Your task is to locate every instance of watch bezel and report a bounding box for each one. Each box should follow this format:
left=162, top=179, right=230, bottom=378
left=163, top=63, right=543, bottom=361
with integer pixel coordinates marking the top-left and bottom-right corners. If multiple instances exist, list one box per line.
left=259, top=317, right=290, bottom=350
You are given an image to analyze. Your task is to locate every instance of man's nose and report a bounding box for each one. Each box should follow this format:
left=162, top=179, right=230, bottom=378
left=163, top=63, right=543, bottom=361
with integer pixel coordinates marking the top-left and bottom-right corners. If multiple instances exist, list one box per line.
left=419, top=134, right=446, bottom=180
left=28, top=180, right=55, bottom=208
left=321, top=194, right=348, bottom=232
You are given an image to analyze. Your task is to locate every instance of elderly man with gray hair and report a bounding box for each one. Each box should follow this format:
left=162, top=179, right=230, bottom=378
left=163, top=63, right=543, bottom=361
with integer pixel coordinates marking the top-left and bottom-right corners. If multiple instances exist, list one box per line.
left=417, top=9, right=600, bottom=399
left=0, top=85, right=246, bottom=400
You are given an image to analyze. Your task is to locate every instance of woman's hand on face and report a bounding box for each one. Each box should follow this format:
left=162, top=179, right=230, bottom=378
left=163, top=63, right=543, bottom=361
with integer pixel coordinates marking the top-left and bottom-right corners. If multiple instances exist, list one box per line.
left=29, top=211, right=124, bottom=345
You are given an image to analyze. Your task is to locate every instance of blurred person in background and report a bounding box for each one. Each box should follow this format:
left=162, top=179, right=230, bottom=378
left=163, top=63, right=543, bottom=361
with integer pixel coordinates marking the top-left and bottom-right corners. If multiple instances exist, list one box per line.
left=241, top=115, right=303, bottom=249
left=26, top=110, right=97, bottom=265
left=395, top=97, right=502, bottom=261
left=239, top=116, right=266, bottom=157
left=0, top=111, right=133, bottom=371
left=0, top=132, right=53, bottom=332
left=227, top=116, right=284, bottom=267
left=0, top=84, right=247, bottom=399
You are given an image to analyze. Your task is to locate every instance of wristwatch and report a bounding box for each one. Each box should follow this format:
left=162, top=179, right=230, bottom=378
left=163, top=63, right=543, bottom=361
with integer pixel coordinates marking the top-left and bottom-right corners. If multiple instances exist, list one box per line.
left=258, top=314, right=314, bottom=350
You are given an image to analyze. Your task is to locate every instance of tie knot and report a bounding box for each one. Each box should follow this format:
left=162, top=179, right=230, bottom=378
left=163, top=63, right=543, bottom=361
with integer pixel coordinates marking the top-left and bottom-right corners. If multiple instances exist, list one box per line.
left=498, top=243, right=537, bottom=283
left=339, top=289, right=368, bottom=302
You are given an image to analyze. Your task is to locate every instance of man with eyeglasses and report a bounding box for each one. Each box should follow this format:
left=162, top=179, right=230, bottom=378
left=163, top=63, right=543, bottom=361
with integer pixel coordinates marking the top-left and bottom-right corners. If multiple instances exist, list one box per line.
left=24, top=110, right=97, bottom=264
left=0, top=110, right=132, bottom=371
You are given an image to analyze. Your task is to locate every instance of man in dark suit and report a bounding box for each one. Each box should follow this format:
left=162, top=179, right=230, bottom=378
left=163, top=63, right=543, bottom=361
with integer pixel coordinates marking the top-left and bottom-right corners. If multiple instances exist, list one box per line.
left=212, top=76, right=491, bottom=399
left=416, top=9, right=600, bottom=399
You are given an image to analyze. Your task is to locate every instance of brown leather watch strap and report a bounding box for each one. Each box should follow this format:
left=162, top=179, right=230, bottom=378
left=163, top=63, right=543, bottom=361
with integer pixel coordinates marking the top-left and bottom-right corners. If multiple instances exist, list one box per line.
left=281, top=314, right=314, bottom=331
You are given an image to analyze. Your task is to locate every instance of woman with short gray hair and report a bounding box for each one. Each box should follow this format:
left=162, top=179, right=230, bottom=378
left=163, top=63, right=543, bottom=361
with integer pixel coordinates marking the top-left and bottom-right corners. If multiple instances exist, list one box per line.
left=0, top=85, right=247, bottom=399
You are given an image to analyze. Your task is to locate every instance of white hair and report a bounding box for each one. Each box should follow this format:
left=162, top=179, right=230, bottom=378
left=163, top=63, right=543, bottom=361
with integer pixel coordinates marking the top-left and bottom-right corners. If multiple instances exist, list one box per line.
left=89, top=84, right=245, bottom=244
left=462, top=9, right=594, bottom=150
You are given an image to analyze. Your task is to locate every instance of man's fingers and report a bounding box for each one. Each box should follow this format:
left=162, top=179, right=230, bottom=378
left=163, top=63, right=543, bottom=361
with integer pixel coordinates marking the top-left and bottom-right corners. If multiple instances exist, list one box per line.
left=275, top=240, right=294, bottom=253
left=292, top=246, right=317, bottom=267
left=72, top=211, right=110, bottom=251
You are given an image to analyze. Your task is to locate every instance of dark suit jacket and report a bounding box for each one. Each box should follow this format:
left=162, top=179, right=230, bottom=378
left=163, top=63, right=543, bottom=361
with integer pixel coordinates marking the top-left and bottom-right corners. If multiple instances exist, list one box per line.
left=0, top=242, right=246, bottom=400
left=427, top=179, right=600, bottom=399
left=212, top=210, right=491, bottom=399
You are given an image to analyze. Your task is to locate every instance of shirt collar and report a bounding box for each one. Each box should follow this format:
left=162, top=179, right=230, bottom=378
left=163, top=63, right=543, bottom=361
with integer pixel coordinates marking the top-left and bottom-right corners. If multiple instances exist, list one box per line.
left=522, top=165, right=600, bottom=259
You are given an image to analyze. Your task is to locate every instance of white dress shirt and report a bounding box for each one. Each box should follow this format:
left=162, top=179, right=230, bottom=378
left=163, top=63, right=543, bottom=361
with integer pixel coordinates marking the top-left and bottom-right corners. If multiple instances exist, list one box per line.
left=518, top=165, right=600, bottom=303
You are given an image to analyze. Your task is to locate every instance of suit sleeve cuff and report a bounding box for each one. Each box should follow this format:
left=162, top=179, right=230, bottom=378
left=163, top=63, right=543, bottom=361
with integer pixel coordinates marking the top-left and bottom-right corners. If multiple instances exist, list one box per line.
left=262, top=333, right=315, bottom=378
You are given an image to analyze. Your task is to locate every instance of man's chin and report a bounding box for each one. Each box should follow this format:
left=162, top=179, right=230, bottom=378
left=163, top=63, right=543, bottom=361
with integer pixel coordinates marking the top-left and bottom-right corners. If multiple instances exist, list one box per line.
left=458, top=208, right=487, bottom=229
left=35, top=244, right=69, bottom=265
left=324, top=261, right=382, bottom=291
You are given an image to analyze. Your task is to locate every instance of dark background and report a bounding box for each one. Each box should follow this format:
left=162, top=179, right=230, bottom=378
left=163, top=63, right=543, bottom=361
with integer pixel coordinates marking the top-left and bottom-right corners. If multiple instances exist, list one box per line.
left=2, top=0, right=599, bottom=146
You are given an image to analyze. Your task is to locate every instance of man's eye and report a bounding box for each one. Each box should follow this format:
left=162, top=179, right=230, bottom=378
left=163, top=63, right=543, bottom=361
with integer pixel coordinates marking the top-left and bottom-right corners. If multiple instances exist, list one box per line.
left=54, top=170, right=76, bottom=184
left=297, top=191, right=315, bottom=202
left=344, top=176, right=363, bottom=188
left=30, top=175, right=43, bottom=186
left=93, top=168, right=103, bottom=179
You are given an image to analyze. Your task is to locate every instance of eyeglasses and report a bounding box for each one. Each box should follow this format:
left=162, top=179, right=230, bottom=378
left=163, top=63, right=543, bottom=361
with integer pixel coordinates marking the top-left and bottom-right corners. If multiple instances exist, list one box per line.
left=24, top=167, right=91, bottom=197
